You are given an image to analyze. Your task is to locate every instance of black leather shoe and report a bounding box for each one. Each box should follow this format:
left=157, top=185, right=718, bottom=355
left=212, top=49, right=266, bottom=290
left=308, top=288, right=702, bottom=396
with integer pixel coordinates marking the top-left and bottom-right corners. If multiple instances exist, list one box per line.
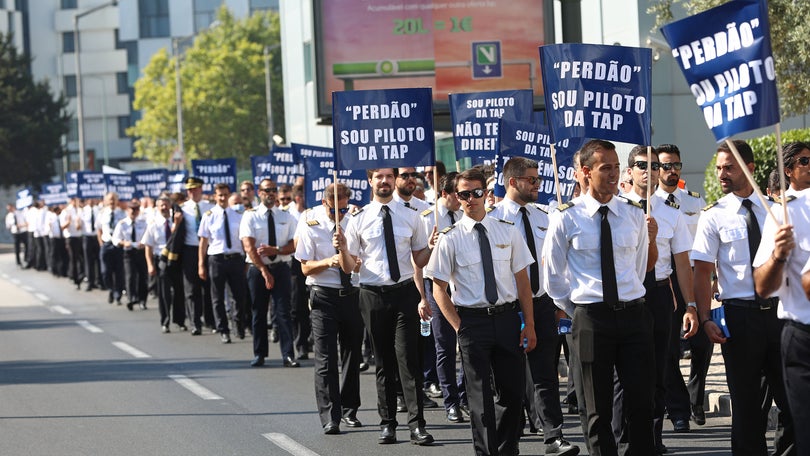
left=672, top=417, right=690, bottom=432
left=656, top=442, right=668, bottom=454
left=190, top=327, right=202, bottom=336
left=250, top=356, right=265, bottom=367
left=422, top=396, right=439, bottom=409
left=446, top=405, right=463, bottom=423
left=297, top=352, right=309, bottom=360
left=323, top=421, right=340, bottom=435
left=341, top=415, right=362, bottom=428
left=220, top=333, right=231, bottom=344
left=378, top=425, right=396, bottom=444
left=283, top=356, right=300, bottom=368
left=140, top=301, right=147, bottom=310
left=567, top=403, right=579, bottom=414
left=359, top=361, right=370, bottom=372
left=126, top=302, right=134, bottom=311
left=177, top=324, right=188, bottom=332
left=409, top=427, right=434, bottom=446
left=424, top=383, right=442, bottom=398
left=237, top=329, right=245, bottom=340
left=161, top=325, right=170, bottom=334
left=545, top=437, right=579, bottom=455
left=691, top=405, right=706, bottom=426
left=108, top=292, right=114, bottom=304
left=459, top=403, right=471, bottom=418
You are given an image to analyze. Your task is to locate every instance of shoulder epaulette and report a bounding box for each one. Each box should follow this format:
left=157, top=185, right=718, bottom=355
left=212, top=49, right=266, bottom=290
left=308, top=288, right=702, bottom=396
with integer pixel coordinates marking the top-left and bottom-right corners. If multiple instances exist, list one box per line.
left=351, top=207, right=364, bottom=216
left=485, top=207, right=494, bottom=213
left=421, top=208, right=433, bottom=217
left=532, top=203, right=548, bottom=214
left=405, top=204, right=417, bottom=211
left=557, top=201, right=575, bottom=211
left=498, top=218, right=514, bottom=225
left=280, top=205, right=290, bottom=211
left=702, top=202, right=718, bottom=211
left=440, top=225, right=456, bottom=234
left=664, top=200, right=680, bottom=210
left=204, top=210, right=212, bottom=216
left=774, top=195, right=797, bottom=205
left=625, top=199, right=643, bottom=209
left=687, top=190, right=701, bottom=198
left=246, top=207, right=255, bottom=212
left=306, top=219, right=319, bottom=226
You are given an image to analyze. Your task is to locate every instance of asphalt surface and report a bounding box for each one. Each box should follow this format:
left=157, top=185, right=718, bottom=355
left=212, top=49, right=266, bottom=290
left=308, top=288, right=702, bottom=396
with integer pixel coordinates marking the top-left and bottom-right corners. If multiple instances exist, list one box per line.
left=0, top=252, right=747, bottom=455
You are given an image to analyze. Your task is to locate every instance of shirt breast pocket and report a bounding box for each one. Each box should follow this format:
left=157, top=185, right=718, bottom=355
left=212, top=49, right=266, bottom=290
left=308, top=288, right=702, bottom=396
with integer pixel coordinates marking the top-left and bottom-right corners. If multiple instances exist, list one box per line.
left=571, top=234, right=599, bottom=251
left=393, top=226, right=412, bottom=250
left=719, top=227, right=748, bottom=263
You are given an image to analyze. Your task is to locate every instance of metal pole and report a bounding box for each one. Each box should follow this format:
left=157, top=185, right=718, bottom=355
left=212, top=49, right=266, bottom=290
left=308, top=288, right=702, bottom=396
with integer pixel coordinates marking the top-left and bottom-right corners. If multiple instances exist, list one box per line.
left=264, top=46, right=273, bottom=149
left=73, top=15, right=85, bottom=170
left=174, top=38, right=184, bottom=169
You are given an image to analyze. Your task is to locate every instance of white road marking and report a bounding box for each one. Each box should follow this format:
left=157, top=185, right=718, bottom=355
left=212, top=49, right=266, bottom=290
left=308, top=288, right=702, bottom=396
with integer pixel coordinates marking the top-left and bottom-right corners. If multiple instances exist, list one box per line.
left=10, top=278, right=20, bottom=284
left=34, top=293, right=49, bottom=302
left=262, top=433, right=321, bottom=456
left=50, top=305, right=72, bottom=315
left=168, top=375, right=223, bottom=400
left=1, top=273, right=8, bottom=279
left=112, top=341, right=151, bottom=358
left=21, top=285, right=34, bottom=292
left=77, top=320, right=103, bottom=333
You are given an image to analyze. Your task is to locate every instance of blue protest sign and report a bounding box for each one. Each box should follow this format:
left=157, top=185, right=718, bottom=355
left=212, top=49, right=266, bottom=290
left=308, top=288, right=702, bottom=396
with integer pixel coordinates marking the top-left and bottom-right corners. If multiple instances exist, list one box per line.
left=104, top=173, right=136, bottom=200
left=540, top=44, right=652, bottom=145
left=167, top=170, right=189, bottom=194
left=267, top=146, right=304, bottom=186
left=494, top=119, right=585, bottom=205
left=333, top=88, right=435, bottom=171
left=67, top=171, right=106, bottom=199
left=449, top=89, right=534, bottom=162
left=660, top=0, right=778, bottom=141
left=40, top=183, right=68, bottom=207
left=132, top=169, right=168, bottom=199
left=251, top=155, right=274, bottom=187
left=16, top=188, right=34, bottom=209
left=191, top=158, right=237, bottom=193
left=292, top=143, right=370, bottom=209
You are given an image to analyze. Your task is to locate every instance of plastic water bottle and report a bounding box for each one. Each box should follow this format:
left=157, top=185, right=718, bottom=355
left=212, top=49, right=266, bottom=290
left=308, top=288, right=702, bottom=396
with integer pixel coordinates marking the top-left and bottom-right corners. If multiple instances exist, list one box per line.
left=420, top=317, right=432, bottom=336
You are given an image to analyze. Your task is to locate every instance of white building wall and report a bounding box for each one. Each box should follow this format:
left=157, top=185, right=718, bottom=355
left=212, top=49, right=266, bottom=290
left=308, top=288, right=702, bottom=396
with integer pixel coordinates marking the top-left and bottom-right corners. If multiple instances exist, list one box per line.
left=0, top=5, right=24, bottom=51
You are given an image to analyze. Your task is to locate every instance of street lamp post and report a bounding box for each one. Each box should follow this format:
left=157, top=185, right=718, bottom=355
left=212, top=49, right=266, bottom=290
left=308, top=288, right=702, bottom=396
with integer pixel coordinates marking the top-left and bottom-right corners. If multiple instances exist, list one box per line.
left=173, top=38, right=185, bottom=169
left=73, top=0, right=118, bottom=171
left=264, top=44, right=280, bottom=149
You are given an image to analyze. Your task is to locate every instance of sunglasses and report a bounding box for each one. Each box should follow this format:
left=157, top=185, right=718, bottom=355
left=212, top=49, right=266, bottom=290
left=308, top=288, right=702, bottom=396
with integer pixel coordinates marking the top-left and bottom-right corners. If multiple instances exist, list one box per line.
left=793, top=156, right=810, bottom=167
left=398, top=172, right=420, bottom=179
left=328, top=207, right=350, bottom=215
left=456, top=188, right=486, bottom=201
left=660, top=162, right=683, bottom=171
left=515, top=176, right=541, bottom=185
left=633, top=161, right=661, bottom=171
left=259, top=187, right=278, bottom=193
left=280, top=197, right=292, bottom=202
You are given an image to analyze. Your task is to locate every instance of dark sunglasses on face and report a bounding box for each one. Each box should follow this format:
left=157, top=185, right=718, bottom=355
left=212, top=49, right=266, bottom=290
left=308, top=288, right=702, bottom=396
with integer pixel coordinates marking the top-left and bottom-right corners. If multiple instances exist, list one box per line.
left=660, top=162, right=683, bottom=171
left=794, top=156, right=810, bottom=167
left=515, top=176, right=541, bottom=185
left=456, top=188, right=486, bottom=201
left=259, top=187, right=278, bottom=193
left=328, top=207, right=350, bottom=215
left=398, top=172, right=419, bottom=180
left=634, top=161, right=660, bottom=171
left=280, top=197, right=292, bottom=202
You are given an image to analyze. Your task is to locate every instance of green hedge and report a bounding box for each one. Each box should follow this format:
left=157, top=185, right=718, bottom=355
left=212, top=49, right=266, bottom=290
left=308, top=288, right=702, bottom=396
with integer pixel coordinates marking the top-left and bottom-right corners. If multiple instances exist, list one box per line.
left=703, top=128, right=810, bottom=203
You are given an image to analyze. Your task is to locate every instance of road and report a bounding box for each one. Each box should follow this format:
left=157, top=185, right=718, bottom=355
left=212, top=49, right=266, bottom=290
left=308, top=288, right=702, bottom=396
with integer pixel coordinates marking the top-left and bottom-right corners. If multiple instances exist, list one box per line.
left=0, top=253, right=737, bottom=455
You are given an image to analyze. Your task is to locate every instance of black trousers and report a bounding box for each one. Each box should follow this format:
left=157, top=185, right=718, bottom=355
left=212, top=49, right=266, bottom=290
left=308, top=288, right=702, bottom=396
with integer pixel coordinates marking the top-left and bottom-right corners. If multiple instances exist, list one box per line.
left=83, top=236, right=100, bottom=289
left=525, top=295, right=565, bottom=444
left=290, top=258, right=311, bottom=354
left=157, top=256, right=185, bottom=327
left=782, top=321, right=810, bottom=456
left=208, top=254, right=248, bottom=335
left=123, top=249, right=148, bottom=305
left=48, top=237, right=67, bottom=277
left=66, top=237, right=84, bottom=286
left=457, top=305, right=525, bottom=456
left=310, top=286, right=363, bottom=426
left=721, top=302, right=793, bottom=456
left=573, top=302, right=654, bottom=456
left=13, top=232, right=27, bottom=266
left=358, top=281, right=425, bottom=431
left=181, top=245, right=210, bottom=330
left=100, top=242, right=124, bottom=300
left=33, top=236, right=47, bottom=271
left=247, top=263, right=294, bottom=360
left=424, top=279, right=466, bottom=410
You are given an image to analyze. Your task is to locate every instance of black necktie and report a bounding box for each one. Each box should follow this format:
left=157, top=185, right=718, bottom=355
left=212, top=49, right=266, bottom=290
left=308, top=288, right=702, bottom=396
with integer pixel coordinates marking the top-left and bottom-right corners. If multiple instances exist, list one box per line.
left=267, top=209, right=277, bottom=261
left=639, top=199, right=647, bottom=214
left=474, top=223, right=498, bottom=304
left=194, top=203, right=201, bottom=226
left=520, top=207, right=539, bottom=294
left=109, top=211, right=115, bottom=230
left=741, top=199, right=761, bottom=267
left=223, top=210, right=232, bottom=250
left=404, top=201, right=410, bottom=208
left=164, top=219, right=171, bottom=242
left=333, top=225, right=353, bottom=289
left=131, top=221, right=136, bottom=242
left=667, top=193, right=675, bottom=204
left=448, top=211, right=456, bottom=225
left=90, top=208, right=95, bottom=232
left=599, top=206, right=619, bottom=305
left=381, top=205, right=400, bottom=282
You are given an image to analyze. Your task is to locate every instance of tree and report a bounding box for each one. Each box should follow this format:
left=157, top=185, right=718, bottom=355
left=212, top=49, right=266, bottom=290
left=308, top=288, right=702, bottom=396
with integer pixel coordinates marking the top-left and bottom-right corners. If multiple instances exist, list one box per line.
left=0, top=33, right=70, bottom=187
left=649, top=0, right=810, bottom=118
left=129, top=7, right=283, bottom=168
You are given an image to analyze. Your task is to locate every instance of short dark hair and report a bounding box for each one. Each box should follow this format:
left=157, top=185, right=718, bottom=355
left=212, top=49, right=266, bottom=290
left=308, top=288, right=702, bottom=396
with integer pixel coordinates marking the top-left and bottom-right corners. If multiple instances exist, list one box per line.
left=502, top=157, right=539, bottom=185
left=440, top=171, right=458, bottom=194
left=455, top=168, right=487, bottom=191
left=579, top=139, right=616, bottom=168
left=783, top=141, right=810, bottom=169
left=214, top=183, right=230, bottom=193
left=324, top=183, right=351, bottom=201
left=655, top=144, right=681, bottom=159
left=239, top=180, right=254, bottom=190
left=627, top=145, right=656, bottom=168
left=768, top=168, right=781, bottom=194
left=279, top=184, right=292, bottom=193
left=717, top=140, right=754, bottom=164
left=366, top=168, right=398, bottom=180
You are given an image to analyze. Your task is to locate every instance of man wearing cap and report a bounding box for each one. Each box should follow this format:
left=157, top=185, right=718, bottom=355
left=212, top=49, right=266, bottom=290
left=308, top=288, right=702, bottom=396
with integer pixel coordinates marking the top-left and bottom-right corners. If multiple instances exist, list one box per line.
left=181, top=176, right=214, bottom=335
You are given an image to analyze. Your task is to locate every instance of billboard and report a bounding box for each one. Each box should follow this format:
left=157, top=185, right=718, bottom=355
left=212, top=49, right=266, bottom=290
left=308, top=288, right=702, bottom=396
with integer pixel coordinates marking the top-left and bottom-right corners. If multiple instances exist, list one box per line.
left=313, top=0, right=548, bottom=119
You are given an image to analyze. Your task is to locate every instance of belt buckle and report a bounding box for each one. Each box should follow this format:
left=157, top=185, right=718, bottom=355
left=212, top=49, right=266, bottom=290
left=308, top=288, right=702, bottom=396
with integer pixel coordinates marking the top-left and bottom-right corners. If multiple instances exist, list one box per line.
left=487, top=305, right=502, bottom=316
left=612, top=301, right=627, bottom=311
left=339, top=288, right=350, bottom=297
left=759, top=303, right=772, bottom=310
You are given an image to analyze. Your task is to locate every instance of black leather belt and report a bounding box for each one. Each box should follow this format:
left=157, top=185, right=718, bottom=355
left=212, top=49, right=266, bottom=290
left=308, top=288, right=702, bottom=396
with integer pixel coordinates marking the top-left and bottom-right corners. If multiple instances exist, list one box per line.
left=212, top=252, right=244, bottom=260
left=311, top=285, right=358, bottom=297
left=576, top=298, right=645, bottom=311
left=655, top=278, right=670, bottom=287
left=723, top=298, right=777, bottom=311
left=360, top=279, right=414, bottom=294
left=456, top=301, right=518, bottom=316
